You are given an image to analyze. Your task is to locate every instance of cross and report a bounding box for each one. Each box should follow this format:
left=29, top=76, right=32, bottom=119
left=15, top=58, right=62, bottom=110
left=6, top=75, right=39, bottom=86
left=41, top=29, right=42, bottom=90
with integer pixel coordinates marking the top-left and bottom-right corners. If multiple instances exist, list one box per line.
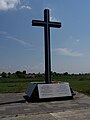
left=32, top=9, right=61, bottom=84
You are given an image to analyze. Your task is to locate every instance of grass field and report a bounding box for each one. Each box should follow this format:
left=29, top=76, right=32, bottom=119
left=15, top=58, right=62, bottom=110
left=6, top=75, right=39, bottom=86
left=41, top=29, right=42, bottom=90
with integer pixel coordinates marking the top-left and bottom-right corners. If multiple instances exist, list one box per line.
left=0, top=74, right=90, bottom=96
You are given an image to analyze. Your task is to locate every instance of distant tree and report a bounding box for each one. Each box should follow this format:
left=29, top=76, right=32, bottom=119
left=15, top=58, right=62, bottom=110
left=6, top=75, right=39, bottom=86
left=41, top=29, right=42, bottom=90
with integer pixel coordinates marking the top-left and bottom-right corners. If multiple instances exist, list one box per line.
left=8, top=72, right=11, bottom=76
left=15, top=71, right=22, bottom=78
left=53, top=72, right=57, bottom=76
left=15, top=71, right=27, bottom=78
left=63, top=72, right=68, bottom=75
left=23, top=70, right=26, bottom=75
left=2, top=72, right=7, bottom=78
left=51, top=71, right=53, bottom=75
left=71, top=73, right=75, bottom=75
left=15, top=71, right=21, bottom=76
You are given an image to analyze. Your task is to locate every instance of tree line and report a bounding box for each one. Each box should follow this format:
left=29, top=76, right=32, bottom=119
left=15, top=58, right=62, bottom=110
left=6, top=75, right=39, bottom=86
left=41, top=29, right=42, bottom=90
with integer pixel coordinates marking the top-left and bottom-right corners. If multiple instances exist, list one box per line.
left=0, top=70, right=90, bottom=79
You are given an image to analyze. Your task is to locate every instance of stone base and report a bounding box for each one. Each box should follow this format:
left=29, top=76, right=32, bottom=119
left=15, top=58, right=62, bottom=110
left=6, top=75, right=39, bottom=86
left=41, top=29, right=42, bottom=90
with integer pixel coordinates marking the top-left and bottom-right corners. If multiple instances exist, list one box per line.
left=23, top=82, right=75, bottom=102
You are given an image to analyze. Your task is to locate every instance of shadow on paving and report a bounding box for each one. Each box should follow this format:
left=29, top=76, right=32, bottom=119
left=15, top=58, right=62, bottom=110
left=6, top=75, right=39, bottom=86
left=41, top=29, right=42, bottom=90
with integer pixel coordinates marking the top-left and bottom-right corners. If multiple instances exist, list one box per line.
left=0, top=100, right=26, bottom=105
left=0, top=96, right=73, bottom=105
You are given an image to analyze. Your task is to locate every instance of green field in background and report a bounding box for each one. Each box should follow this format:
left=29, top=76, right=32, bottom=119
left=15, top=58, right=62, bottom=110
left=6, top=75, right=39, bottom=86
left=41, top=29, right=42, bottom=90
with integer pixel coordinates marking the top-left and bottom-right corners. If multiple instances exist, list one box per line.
left=0, top=75, right=90, bottom=96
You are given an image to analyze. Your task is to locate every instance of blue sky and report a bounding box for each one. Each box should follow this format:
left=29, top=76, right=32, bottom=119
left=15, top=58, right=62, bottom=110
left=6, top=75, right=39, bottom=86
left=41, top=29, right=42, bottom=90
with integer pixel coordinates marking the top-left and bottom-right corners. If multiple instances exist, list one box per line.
left=0, top=0, right=90, bottom=74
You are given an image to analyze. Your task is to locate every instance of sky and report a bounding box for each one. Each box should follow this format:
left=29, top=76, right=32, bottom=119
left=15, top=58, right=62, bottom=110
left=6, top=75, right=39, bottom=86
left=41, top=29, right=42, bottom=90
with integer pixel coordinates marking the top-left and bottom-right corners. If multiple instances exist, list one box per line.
left=0, top=0, right=90, bottom=74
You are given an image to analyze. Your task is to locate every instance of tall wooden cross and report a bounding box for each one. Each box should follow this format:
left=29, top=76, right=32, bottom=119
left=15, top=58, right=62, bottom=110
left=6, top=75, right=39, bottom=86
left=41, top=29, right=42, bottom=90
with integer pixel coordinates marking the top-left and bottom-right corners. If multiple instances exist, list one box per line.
left=32, top=9, right=61, bottom=84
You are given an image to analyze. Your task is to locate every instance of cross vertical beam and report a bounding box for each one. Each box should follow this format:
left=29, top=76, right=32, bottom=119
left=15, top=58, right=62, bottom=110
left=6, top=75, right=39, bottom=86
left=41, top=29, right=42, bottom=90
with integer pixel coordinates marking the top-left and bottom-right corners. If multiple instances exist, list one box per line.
left=44, top=9, right=51, bottom=83
left=32, top=9, right=61, bottom=84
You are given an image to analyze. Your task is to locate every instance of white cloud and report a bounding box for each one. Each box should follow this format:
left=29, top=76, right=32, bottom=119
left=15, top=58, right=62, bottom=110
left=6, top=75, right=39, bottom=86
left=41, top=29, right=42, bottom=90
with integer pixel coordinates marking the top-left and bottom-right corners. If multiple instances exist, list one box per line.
left=0, top=31, right=7, bottom=35
left=0, top=0, right=20, bottom=10
left=68, top=36, right=80, bottom=43
left=54, top=48, right=83, bottom=57
left=31, top=63, right=44, bottom=71
left=76, top=39, right=80, bottom=42
left=0, top=0, right=32, bottom=11
left=50, top=16, right=60, bottom=22
left=0, top=31, right=32, bottom=47
left=20, top=5, right=32, bottom=10
left=7, top=36, right=31, bottom=47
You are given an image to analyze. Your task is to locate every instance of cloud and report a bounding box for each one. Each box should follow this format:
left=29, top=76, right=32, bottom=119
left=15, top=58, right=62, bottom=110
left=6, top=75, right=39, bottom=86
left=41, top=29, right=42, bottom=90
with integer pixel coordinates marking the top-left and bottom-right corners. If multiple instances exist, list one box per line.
left=76, top=39, right=80, bottom=42
left=0, top=0, right=32, bottom=11
left=0, top=31, right=32, bottom=47
left=0, top=31, right=7, bottom=35
left=20, top=5, right=32, bottom=10
left=31, top=63, right=44, bottom=71
left=69, top=36, right=80, bottom=43
left=50, top=16, right=60, bottom=22
left=7, top=36, right=31, bottom=47
left=54, top=48, right=83, bottom=57
left=0, top=0, right=20, bottom=10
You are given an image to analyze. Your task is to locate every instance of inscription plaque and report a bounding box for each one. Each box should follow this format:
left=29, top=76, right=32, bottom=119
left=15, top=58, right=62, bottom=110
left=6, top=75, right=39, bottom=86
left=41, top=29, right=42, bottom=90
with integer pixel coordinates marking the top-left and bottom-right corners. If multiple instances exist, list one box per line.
left=38, top=83, right=72, bottom=98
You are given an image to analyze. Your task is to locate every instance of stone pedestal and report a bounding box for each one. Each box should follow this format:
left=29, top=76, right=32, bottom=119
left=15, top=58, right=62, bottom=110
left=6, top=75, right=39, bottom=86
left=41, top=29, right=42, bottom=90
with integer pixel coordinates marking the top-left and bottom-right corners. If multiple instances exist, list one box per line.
left=24, top=82, right=74, bottom=102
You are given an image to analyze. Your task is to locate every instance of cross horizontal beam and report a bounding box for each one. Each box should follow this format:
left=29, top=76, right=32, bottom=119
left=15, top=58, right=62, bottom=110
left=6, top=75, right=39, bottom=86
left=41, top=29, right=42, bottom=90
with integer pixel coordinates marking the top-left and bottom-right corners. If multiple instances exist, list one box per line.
left=32, top=20, right=61, bottom=28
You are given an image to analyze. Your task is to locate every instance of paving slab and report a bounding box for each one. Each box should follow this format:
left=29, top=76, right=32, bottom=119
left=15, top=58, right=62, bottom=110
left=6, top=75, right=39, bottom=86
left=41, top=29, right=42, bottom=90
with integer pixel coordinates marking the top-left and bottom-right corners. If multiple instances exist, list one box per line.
left=0, top=92, right=90, bottom=120
left=51, top=108, right=90, bottom=120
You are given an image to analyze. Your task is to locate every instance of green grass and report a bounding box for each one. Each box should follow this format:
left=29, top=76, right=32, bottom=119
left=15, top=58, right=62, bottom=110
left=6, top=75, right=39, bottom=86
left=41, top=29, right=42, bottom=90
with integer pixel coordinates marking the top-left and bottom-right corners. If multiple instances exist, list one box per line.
left=0, top=75, right=90, bottom=96
left=0, top=77, right=44, bottom=93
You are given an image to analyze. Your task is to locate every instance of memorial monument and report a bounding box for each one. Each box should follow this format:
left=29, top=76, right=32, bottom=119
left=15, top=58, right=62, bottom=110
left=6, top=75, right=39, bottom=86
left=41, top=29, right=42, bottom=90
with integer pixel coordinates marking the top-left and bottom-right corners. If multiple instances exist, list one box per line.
left=24, top=9, right=74, bottom=102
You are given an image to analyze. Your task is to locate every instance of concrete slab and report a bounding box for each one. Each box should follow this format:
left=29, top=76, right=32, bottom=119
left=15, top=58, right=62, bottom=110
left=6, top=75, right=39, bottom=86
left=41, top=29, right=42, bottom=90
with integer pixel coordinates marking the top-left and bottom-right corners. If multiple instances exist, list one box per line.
left=51, top=108, right=90, bottom=120
left=0, top=113, right=56, bottom=120
left=0, top=109, right=90, bottom=120
left=0, top=92, right=90, bottom=120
